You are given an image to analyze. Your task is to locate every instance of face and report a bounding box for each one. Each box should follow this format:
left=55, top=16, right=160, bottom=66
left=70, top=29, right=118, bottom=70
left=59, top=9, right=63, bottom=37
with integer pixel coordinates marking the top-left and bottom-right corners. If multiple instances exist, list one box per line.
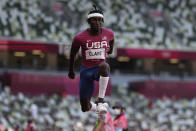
left=113, top=107, right=122, bottom=115
left=88, top=17, right=103, bottom=31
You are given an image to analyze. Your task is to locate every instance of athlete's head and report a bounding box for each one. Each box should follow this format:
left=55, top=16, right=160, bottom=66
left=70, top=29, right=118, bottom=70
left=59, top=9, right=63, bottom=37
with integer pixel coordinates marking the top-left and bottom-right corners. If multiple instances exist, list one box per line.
left=87, top=5, right=104, bottom=31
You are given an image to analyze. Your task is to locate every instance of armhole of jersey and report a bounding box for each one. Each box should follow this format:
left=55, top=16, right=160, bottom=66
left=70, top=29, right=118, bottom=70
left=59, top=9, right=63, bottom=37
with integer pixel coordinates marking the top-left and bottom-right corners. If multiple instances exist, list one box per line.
left=73, top=36, right=81, bottom=48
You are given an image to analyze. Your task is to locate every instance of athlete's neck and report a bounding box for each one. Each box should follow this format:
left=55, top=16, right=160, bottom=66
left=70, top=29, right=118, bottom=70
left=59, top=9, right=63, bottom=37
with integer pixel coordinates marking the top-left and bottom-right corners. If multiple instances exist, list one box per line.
left=88, top=28, right=102, bottom=36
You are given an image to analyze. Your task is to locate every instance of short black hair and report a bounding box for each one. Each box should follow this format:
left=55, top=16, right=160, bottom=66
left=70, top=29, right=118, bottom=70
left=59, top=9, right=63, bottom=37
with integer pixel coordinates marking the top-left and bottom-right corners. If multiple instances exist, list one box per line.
left=87, top=5, right=104, bottom=23
left=88, top=5, right=103, bottom=15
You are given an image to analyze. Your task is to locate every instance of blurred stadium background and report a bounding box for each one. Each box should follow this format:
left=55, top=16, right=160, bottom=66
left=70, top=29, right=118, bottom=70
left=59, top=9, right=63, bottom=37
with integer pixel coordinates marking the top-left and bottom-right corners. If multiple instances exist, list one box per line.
left=0, top=0, right=196, bottom=130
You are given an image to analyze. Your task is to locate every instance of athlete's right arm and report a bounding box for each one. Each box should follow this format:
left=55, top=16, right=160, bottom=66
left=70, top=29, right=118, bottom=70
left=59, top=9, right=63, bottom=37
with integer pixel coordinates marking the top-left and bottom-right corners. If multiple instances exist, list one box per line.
left=68, top=37, right=80, bottom=79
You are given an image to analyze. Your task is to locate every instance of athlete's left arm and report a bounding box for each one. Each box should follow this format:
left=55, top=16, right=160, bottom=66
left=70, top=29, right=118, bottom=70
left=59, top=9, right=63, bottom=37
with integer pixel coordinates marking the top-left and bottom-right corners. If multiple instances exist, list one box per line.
left=107, top=39, right=114, bottom=54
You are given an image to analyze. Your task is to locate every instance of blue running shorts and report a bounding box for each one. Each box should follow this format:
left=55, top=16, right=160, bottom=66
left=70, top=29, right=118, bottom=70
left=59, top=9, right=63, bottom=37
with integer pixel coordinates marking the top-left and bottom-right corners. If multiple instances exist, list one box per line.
left=79, top=66, right=99, bottom=99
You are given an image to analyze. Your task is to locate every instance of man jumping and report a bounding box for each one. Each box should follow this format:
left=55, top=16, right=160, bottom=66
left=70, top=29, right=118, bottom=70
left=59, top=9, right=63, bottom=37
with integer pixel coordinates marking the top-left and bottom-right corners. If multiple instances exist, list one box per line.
left=68, top=5, right=114, bottom=115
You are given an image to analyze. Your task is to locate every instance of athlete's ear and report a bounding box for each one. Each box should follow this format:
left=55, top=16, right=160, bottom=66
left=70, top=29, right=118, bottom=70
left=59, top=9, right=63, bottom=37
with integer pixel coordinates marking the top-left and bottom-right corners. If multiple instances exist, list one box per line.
left=102, top=18, right=104, bottom=23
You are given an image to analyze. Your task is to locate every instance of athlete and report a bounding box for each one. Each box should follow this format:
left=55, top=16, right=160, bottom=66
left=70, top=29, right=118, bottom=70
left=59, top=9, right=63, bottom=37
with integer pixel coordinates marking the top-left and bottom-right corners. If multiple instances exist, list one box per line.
left=68, top=5, right=114, bottom=114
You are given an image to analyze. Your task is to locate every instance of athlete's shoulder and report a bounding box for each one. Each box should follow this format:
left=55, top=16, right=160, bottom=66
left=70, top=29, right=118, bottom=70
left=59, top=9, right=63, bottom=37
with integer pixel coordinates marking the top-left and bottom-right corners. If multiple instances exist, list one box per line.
left=102, top=27, right=114, bottom=39
left=72, top=30, right=88, bottom=45
left=75, top=29, right=88, bottom=37
left=73, top=30, right=88, bottom=41
left=102, top=27, right=114, bottom=34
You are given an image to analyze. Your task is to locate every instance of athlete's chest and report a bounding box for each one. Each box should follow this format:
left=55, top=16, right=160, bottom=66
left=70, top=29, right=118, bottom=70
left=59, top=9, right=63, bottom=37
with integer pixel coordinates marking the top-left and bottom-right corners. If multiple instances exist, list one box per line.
left=80, top=34, right=109, bottom=49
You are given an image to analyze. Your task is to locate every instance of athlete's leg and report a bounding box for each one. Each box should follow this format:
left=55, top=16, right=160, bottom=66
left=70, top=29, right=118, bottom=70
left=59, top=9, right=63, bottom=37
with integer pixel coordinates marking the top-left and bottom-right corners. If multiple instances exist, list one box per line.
left=98, top=62, right=110, bottom=76
left=79, top=66, right=97, bottom=112
left=97, top=62, right=110, bottom=103
left=79, top=80, right=95, bottom=112
left=80, top=99, right=93, bottom=112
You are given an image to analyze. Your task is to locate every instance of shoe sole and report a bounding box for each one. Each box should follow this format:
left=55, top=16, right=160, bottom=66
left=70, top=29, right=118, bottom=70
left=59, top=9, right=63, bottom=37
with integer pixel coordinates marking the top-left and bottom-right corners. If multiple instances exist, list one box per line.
left=99, top=107, right=107, bottom=114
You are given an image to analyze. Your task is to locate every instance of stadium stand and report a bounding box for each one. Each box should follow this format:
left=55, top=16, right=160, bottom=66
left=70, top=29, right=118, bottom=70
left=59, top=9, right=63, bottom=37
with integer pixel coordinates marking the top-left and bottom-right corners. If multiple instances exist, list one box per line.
left=1, top=0, right=196, bottom=131
left=0, top=0, right=196, bottom=50
left=0, top=86, right=196, bottom=131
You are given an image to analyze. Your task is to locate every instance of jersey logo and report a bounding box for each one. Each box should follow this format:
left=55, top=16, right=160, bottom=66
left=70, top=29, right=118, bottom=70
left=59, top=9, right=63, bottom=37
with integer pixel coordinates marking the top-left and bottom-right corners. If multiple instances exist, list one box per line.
left=86, top=40, right=107, bottom=49
left=102, top=36, right=107, bottom=40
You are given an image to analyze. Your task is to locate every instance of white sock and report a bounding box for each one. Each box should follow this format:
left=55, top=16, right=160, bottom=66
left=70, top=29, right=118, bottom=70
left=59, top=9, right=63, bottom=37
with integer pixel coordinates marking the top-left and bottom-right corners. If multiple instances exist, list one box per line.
left=90, top=102, right=97, bottom=111
left=98, top=76, right=109, bottom=98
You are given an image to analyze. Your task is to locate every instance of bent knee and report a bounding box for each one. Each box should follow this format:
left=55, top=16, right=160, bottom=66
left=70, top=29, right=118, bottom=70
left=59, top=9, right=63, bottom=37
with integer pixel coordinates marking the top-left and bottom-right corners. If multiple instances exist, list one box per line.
left=99, top=62, right=109, bottom=69
left=99, top=63, right=110, bottom=76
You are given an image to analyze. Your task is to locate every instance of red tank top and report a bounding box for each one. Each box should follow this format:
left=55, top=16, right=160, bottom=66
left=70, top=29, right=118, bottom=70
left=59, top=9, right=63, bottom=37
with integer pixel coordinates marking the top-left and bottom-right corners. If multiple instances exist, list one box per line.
left=72, top=28, right=114, bottom=67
